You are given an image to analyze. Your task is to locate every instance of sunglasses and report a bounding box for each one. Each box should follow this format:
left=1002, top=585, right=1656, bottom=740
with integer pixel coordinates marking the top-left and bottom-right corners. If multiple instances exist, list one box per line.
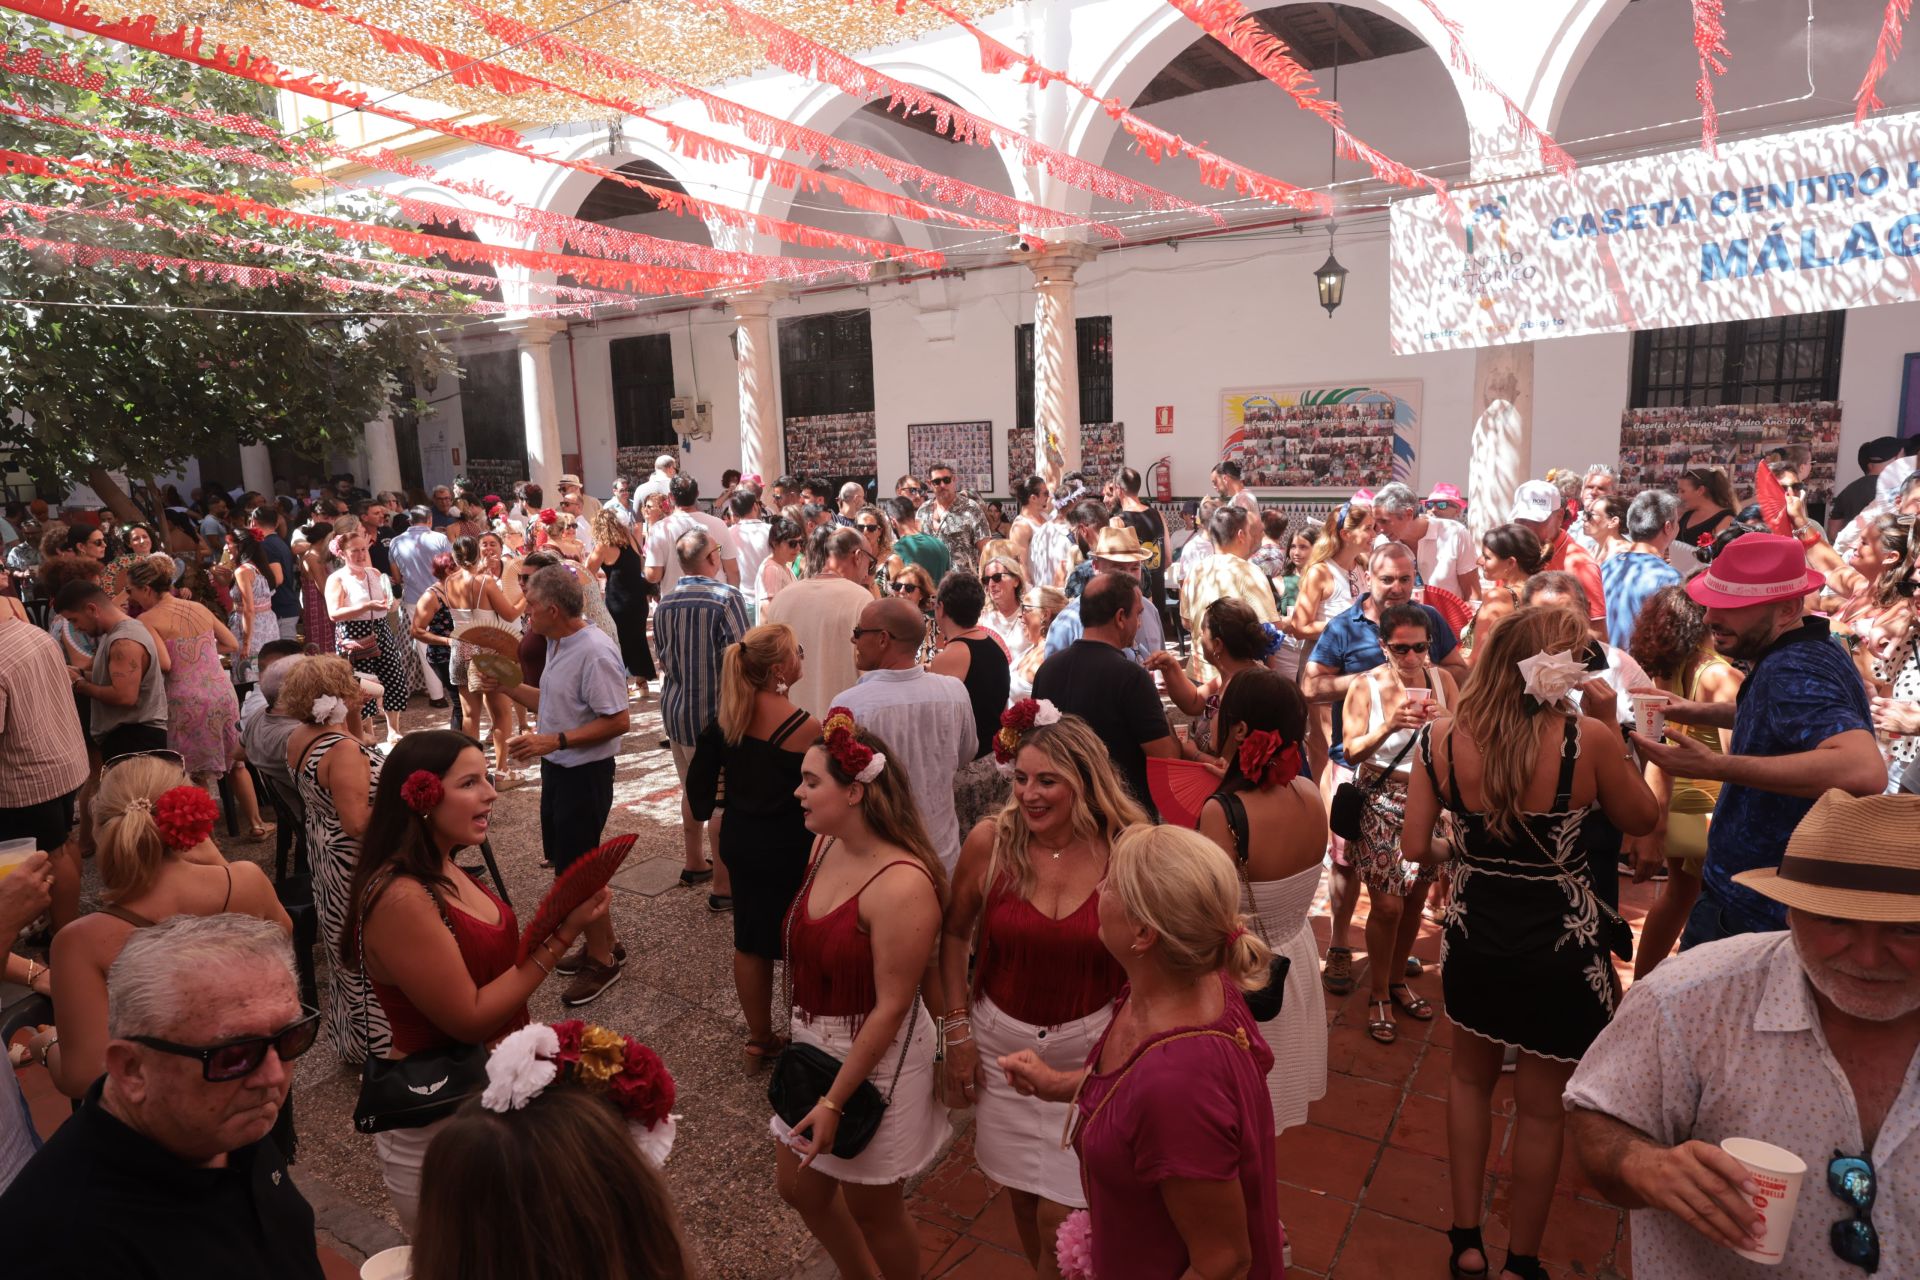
left=983, top=573, right=1014, bottom=584
left=1782, top=482, right=1807, bottom=495
left=1829, top=1151, right=1878, bottom=1271
left=904, top=486, right=925, bottom=496
left=795, top=644, right=806, bottom=659
left=130, top=1007, right=321, bottom=1082
left=857, top=523, right=881, bottom=533
left=930, top=476, right=954, bottom=486
left=850, top=626, right=890, bottom=640
left=888, top=579, right=921, bottom=594
left=1385, top=641, right=1431, bottom=655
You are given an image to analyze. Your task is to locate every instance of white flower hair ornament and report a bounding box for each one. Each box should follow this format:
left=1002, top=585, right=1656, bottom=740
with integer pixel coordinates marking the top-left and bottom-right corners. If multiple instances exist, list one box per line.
left=1516, top=649, right=1591, bottom=715
left=309, top=693, right=348, bottom=726
left=480, top=1021, right=679, bottom=1166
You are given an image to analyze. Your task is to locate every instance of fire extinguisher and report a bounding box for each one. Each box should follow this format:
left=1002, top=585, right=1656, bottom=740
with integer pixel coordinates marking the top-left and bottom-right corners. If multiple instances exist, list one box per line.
left=1151, top=456, right=1173, bottom=502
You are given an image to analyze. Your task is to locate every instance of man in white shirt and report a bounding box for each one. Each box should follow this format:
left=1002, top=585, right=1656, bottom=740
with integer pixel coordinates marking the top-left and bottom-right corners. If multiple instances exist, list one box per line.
left=645, top=476, right=737, bottom=596
left=763, top=527, right=876, bottom=720
left=1210, top=459, right=1260, bottom=514
left=634, top=454, right=678, bottom=504
left=605, top=476, right=636, bottom=527
left=832, top=598, right=976, bottom=872
left=1370, top=481, right=1480, bottom=604
left=724, top=490, right=772, bottom=597
left=1565, top=789, right=1920, bottom=1280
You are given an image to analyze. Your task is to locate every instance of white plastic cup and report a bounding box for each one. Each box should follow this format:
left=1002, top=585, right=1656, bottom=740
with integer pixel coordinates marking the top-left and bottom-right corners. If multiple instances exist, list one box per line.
left=1630, top=692, right=1671, bottom=740
left=1720, top=1137, right=1806, bottom=1266
left=360, top=1246, right=412, bottom=1280
left=0, top=838, right=36, bottom=880
left=1404, top=687, right=1432, bottom=703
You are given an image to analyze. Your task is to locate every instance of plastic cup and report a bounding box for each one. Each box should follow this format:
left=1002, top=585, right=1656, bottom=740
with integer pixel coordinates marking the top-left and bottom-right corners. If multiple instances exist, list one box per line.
left=1630, top=692, right=1671, bottom=740
left=1720, top=1137, right=1806, bottom=1266
left=0, top=838, right=36, bottom=880
left=1404, top=687, right=1432, bottom=703
left=360, top=1246, right=412, bottom=1280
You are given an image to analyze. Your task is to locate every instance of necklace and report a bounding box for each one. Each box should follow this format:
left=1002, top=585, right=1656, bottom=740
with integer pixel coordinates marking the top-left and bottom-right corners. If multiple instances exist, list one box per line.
left=1031, top=834, right=1075, bottom=860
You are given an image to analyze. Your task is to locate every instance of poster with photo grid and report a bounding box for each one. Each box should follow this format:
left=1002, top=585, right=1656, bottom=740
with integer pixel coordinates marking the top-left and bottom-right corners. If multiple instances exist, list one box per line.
left=781, top=411, right=876, bottom=485
left=1005, top=425, right=1125, bottom=489
left=909, top=421, right=993, bottom=494
left=1617, top=401, right=1841, bottom=506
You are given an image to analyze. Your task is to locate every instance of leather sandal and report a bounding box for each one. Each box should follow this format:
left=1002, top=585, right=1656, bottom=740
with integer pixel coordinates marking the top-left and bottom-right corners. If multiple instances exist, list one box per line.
left=1389, top=982, right=1435, bottom=1021
left=1367, top=999, right=1397, bottom=1044
left=1447, top=1225, right=1488, bottom=1279
left=743, top=1036, right=786, bottom=1069
left=1500, top=1253, right=1546, bottom=1280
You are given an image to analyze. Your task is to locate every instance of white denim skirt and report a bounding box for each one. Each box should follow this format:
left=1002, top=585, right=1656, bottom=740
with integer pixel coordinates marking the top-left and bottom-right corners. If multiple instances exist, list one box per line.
left=769, top=1003, right=950, bottom=1186
left=970, top=993, right=1114, bottom=1207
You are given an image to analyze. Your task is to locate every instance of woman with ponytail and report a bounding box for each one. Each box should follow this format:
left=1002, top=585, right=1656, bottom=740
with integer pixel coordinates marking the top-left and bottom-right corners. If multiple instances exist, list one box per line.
left=34, top=753, right=291, bottom=1099
left=686, top=623, right=821, bottom=1063
left=1000, top=824, right=1283, bottom=1279
left=341, top=730, right=608, bottom=1232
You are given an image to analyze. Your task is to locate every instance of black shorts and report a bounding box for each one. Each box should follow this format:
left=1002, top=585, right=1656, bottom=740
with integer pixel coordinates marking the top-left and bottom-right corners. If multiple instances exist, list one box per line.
left=97, top=722, right=170, bottom=762
left=0, top=788, right=78, bottom=853
left=539, top=756, right=615, bottom=874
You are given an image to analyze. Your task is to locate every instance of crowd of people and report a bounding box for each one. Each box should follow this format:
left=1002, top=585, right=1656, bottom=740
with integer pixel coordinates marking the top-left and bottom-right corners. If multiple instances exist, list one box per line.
left=1, top=441, right=1917, bottom=1280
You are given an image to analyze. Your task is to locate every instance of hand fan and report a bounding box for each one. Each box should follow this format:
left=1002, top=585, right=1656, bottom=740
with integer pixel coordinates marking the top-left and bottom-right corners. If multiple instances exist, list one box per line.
left=1752, top=462, right=1794, bottom=537
left=455, top=622, right=520, bottom=659
left=469, top=650, right=522, bottom=689
left=1418, top=585, right=1472, bottom=637
left=516, top=833, right=637, bottom=964
left=1147, top=757, right=1223, bottom=829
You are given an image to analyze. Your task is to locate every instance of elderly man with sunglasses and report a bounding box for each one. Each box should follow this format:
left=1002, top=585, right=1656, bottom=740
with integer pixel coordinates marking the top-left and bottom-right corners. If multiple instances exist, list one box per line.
left=1, top=913, right=325, bottom=1278
left=1565, top=789, right=1920, bottom=1278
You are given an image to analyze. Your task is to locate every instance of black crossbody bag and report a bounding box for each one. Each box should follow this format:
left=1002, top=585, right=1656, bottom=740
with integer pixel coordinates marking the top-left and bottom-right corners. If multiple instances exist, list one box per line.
left=1329, top=731, right=1419, bottom=841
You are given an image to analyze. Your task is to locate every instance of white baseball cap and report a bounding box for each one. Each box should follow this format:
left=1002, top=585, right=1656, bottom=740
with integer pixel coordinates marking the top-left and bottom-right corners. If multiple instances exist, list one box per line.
left=1508, top=480, right=1563, bottom=524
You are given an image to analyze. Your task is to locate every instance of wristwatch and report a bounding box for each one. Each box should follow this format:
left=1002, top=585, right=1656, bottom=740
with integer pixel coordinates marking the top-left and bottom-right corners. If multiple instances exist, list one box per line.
left=557, top=732, right=569, bottom=751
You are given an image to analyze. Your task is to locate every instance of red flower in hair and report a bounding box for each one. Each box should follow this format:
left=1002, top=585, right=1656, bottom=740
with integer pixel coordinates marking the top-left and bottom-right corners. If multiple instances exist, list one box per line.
left=1237, top=730, right=1304, bottom=790
left=994, top=698, right=1042, bottom=763
left=539, top=508, right=559, bottom=526
left=152, top=785, right=219, bottom=849
left=400, top=769, right=444, bottom=815
left=607, top=1040, right=676, bottom=1128
left=822, top=706, right=876, bottom=779
left=248, top=527, right=266, bottom=543
left=1695, top=531, right=1715, bottom=548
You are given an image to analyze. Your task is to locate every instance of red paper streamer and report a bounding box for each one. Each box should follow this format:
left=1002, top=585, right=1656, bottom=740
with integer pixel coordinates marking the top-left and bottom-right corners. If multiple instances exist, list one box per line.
left=0, top=0, right=936, bottom=272
left=454, top=0, right=1115, bottom=241
left=1405, top=0, right=1576, bottom=176
left=886, top=0, right=1328, bottom=216
left=689, top=0, right=1226, bottom=225
left=1691, top=0, right=1730, bottom=155
left=1855, top=0, right=1913, bottom=124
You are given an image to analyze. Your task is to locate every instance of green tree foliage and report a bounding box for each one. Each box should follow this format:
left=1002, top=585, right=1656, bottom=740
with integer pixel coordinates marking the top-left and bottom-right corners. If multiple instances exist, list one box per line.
left=0, top=13, right=464, bottom=487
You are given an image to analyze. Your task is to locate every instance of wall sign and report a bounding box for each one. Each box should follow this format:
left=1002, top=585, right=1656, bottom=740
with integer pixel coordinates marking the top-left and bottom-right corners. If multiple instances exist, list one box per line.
left=1221, top=383, right=1420, bottom=491
left=1390, top=107, right=1920, bottom=353
left=1155, top=405, right=1175, bottom=434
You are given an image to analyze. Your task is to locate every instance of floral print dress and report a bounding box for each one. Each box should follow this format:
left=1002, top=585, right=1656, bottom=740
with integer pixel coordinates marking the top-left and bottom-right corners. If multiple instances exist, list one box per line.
left=163, top=629, right=242, bottom=777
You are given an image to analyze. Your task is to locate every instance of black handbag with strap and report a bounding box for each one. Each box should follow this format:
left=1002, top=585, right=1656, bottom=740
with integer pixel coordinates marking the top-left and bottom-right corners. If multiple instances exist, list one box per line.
left=351, top=874, right=490, bottom=1135
left=1207, top=790, right=1290, bottom=1023
left=1329, top=730, right=1419, bottom=841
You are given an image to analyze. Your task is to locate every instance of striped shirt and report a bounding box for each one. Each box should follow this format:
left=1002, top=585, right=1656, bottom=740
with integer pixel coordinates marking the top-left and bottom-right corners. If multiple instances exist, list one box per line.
left=0, top=618, right=90, bottom=808
left=653, top=576, right=749, bottom=745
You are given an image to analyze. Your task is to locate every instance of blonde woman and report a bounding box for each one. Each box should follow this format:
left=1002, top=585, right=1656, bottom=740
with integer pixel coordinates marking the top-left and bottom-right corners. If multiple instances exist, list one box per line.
left=686, top=624, right=821, bottom=1062
left=999, top=825, right=1283, bottom=1279
left=1403, top=607, right=1657, bottom=1280
left=775, top=716, right=949, bottom=1280
left=977, top=553, right=1028, bottom=666
left=1009, top=586, right=1066, bottom=703
left=33, top=753, right=291, bottom=1098
left=935, top=713, right=1145, bottom=1278
left=442, top=536, right=523, bottom=780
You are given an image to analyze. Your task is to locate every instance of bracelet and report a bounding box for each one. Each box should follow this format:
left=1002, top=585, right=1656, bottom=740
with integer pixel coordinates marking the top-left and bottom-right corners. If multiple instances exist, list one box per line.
left=818, top=1096, right=842, bottom=1115
left=36, top=1035, right=56, bottom=1069
left=532, top=955, right=553, bottom=976
left=943, top=1032, right=974, bottom=1048
left=24, top=959, right=37, bottom=987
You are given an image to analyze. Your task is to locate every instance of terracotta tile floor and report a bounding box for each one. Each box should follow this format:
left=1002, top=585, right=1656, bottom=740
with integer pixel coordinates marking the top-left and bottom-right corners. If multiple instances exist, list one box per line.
left=892, top=875, right=1668, bottom=1280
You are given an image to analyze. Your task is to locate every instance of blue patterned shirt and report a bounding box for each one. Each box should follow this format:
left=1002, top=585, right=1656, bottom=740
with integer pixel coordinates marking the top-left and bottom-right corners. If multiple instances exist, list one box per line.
left=653, top=575, right=748, bottom=745
left=1703, top=618, right=1873, bottom=932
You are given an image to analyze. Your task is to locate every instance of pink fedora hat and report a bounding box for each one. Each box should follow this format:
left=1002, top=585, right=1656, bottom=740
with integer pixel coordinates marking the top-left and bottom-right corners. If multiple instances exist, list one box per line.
left=1425, top=482, right=1466, bottom=507
left=1685, top=533, right=1825, bottom=609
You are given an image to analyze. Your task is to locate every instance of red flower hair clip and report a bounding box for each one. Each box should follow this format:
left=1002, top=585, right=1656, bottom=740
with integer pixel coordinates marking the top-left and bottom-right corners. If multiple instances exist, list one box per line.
left=400, top=769, right=444, bottom=815
left=248, top=527, right=266, bottom=543
left=1695, top=531, right=1715, bottom=548
left=152, top=785, right=219, bottom=850
left=822, top=706, right=885, bottom=783
left=993, top=697, right=1063, bottom=764
left=1237, top=729, right=1304, bottom=790
left=539, top=508, right=559, bottom=526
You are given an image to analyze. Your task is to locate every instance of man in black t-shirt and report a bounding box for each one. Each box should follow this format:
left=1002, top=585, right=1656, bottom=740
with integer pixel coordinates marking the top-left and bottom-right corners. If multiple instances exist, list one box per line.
left=1826, top=435, right=1902, bottom=536
left=1106, top=466, right=1169, bottom=620
left=1032, top=572, right=1177, bottom=816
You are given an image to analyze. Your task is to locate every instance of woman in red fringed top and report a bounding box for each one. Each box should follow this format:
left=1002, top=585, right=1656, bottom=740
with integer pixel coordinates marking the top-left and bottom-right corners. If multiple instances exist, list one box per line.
left=1002, top=824, right=1284, bottom=1279
left=933, top=710, right=1147, bottom=1278
left=772, top=711, right=949, bottom=1280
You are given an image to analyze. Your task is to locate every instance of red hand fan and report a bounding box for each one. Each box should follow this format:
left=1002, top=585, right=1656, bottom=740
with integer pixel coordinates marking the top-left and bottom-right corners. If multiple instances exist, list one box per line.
left=516, top=833, right=637, bottom=964
left=1753, top=462, right=1795, bottom=537
left=1419, top=585, right=1472, bottom=637
left=1147, top=756, right=1223, bottom=829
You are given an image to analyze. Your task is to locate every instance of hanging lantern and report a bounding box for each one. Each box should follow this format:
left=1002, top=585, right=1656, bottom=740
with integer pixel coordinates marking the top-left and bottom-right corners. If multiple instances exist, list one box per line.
left=1314, top=248, right=1348, bottom=317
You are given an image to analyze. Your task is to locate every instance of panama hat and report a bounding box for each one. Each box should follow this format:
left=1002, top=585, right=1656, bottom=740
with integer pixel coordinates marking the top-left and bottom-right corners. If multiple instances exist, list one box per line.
left=1088, top=525, right=1151, bottom=563
left=1733, top=789, right=1920, bottom=922
left=1685, top=533, right=1825, bottom=610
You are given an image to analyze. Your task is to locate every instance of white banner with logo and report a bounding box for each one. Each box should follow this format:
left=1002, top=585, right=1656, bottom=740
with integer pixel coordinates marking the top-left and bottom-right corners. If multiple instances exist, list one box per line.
left=1389, top=109, right=1920, bottom=353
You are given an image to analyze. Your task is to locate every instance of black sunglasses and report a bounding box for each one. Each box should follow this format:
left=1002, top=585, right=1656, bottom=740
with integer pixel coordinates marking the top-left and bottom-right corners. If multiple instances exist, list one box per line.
left=857, top=522, right=881, bottom=533
left=850, top=626, right=889, bottom=640
left=130, top=1007, right=321, bottom=1082
left=983, top=572, right=1013, bottom=584
left=1386, top=641, right=1431, bottom=655
left=889, top=579, right=921, bottom=594
left=930, top=476, right=954, bottom=486
left=1782, top=482, right=1807, bottom=495
left=1829, top=1151, right=1878, bottom=1272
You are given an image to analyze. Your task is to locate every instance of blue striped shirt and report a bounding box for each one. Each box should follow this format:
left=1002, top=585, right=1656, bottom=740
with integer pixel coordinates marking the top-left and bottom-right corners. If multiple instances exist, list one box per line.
left=653, top=575, right=749, bottom=745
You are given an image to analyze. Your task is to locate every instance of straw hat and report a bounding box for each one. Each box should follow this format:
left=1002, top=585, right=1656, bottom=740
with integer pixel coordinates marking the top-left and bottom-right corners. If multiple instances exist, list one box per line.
left=1088, top=525, right=1150, bottom=563
left=1733, top=789, right=1920, bottom=922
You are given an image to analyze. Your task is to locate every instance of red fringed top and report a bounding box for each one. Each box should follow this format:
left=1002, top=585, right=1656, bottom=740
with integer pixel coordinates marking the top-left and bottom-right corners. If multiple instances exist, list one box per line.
left=975, top=880, right=1123, bottom=1028
left=371, top=870, right=528, bottom=1055
left=786, top=860, right=933, bottom=1029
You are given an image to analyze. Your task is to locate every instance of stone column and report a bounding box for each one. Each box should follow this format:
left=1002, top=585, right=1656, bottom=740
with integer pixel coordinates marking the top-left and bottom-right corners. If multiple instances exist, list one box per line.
left=512, top=318, right=567, bottom=494
left=1468, top=343, right=1533, bottom=544
left=239, top=443, right=275, bottom=498
left=362, top=407, right=403, bottom=497
left=729, top=288, right=785, bottom=482
left=1022, top=244, right=1097, bottom=484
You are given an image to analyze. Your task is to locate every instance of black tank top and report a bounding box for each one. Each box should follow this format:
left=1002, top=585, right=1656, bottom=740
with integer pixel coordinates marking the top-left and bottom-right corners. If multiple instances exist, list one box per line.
left=953, top=635, right=1011, bottom=759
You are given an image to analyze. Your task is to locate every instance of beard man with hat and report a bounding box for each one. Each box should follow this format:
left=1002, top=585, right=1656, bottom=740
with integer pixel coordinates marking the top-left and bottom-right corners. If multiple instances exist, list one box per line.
left=1041, top=524, right=1162, bottom=664
left=1565, top=788, right=1920, bottom=1279
left=1635, top=534, right=1886, bottom=950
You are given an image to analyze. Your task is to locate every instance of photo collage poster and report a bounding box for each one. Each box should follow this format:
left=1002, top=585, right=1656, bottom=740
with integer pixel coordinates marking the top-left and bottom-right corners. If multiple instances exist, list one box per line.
left=782, top=411, right=877, bottom=487
left=908, top=421, right=993, bottom=495
left=1006, top=425, right=1126, bottom=491
left=1617, top=402, right=1842, bottom=507
left=1220, top=382, right=1421, bottom=490
left=617, top=444, right=679, bottom=483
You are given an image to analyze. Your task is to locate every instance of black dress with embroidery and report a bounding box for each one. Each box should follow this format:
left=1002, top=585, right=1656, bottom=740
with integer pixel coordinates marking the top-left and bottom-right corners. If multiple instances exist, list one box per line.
left=1422, top=717, right=1622, bottom=1063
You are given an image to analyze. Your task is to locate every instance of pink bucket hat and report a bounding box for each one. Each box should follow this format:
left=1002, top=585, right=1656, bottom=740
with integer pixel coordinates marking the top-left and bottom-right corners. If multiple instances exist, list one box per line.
left=1685, top=533, right=1825, bottom=609
left=1425, top=482, right=1466, bottom=509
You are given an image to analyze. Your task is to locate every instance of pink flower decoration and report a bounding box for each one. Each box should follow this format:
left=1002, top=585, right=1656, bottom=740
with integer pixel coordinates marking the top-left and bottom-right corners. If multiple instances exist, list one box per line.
left=1055, top=1210, right=1095, bottom=1280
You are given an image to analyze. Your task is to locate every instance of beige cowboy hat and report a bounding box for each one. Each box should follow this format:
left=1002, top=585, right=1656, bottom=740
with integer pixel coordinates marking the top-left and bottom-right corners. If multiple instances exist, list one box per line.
left=1088, top=525, right=1150, bottom=563
left=1733, top=789, right=1920, bottom=922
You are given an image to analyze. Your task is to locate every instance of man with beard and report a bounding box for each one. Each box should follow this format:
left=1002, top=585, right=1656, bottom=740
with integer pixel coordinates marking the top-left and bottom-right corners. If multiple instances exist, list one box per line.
left=1636, top=535, right=1884, bottom=949
left=1565, top=789, right=1920, bottom=1279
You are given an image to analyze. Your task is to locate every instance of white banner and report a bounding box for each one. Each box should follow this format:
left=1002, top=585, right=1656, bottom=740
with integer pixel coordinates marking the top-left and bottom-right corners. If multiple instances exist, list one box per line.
left=1390, top=109, right=1920, bottom=353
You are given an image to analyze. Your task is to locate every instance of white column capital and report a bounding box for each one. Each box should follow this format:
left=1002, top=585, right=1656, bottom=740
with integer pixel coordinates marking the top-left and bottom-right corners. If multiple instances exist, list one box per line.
left=726, top=285, right=790, bottom=321
left=506, top=316, right=569, bottom=347
left=1017, top=243, right=1098, bottom=287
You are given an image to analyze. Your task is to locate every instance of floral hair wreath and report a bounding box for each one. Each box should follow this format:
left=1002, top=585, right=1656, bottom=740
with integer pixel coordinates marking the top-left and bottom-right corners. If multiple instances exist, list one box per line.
left=153, top=785, right=219, bottom=850
left=1237, top=729, right=1304, bottom=790
left=482, top=1021, right=678, bottom=1167
left=993, top=698, right=1063, bottom=766
left=822, top=707, right=886, bottom=783
left=400, top=769, right=443, bottom=815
